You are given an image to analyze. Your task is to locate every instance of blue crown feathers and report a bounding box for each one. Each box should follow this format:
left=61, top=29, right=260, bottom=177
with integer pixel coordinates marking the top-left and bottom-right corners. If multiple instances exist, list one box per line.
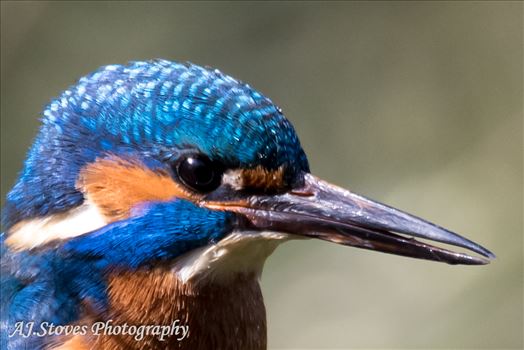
left=4, top=59, right=309, bottom=228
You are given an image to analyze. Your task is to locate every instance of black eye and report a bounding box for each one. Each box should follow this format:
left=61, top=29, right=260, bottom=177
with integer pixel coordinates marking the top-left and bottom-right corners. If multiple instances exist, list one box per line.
left=176, top=155, right=222, bottom=192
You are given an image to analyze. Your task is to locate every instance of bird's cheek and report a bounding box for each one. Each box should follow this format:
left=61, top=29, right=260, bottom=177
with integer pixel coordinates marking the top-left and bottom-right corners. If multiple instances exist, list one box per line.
left=77, top=156, right=202, bottom=223
left=6, top=156, right=212, bottom=252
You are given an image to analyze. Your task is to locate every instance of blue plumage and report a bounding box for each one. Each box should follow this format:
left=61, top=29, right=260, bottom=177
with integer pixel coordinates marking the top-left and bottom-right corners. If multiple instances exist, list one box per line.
left=2, top=199, right=235, bottom=348
left=62, top=200, right=235, bottom=270
left=3, top=59, right=489, bottom=350
left=2, top=233, right=86, bottom=349
left=2, top=59, right=309, bottom=349
left=4, top=59, right=308, bottom=229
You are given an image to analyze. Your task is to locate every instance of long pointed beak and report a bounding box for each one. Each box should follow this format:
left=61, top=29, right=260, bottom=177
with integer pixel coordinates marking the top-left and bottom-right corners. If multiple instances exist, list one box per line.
left=208, top=173, right=495, bottom=265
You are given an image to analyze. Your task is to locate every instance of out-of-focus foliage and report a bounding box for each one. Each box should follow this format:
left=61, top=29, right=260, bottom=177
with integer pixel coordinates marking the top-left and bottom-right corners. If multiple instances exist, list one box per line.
left=1, top=2, right=522, bottom=349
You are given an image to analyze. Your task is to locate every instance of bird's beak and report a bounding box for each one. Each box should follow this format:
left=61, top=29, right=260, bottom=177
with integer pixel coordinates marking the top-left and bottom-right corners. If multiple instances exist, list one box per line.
left=207, top=173, right=494, bottom=265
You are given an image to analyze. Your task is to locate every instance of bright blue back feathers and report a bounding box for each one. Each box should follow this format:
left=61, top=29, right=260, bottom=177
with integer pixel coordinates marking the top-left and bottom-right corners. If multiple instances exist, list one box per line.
left=4, top=59, right=309, bottom=228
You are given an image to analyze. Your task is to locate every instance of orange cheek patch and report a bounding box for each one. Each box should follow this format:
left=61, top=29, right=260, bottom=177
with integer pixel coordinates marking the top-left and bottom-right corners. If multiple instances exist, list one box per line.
left=77, top=156, right=200, bottom=222
left=240, top=166, right=286, bottom=192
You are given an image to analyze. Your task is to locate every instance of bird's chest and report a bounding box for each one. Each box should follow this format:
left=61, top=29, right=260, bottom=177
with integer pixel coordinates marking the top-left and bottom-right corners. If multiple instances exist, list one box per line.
left=56, top=232, right=283, bottom=350
left=65, top=267, right=266, bottom=350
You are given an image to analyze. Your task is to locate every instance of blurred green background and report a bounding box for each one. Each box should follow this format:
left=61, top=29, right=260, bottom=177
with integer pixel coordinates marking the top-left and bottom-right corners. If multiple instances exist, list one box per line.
left=1, top=2, right=522, bottom=349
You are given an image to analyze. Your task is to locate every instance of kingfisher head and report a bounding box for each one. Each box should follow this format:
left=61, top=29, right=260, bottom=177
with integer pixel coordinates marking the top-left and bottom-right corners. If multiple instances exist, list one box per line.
left=4, top=59, right=493, bottom=284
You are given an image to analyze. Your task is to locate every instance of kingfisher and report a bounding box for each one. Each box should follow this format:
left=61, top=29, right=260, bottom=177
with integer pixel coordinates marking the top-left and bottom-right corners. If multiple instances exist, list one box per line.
left=1, top=59, right=494, bottom=350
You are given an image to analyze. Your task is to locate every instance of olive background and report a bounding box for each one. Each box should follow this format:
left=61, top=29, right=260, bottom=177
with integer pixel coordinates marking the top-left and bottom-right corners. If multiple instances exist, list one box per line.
left=1, top=2, right=522, bottom=349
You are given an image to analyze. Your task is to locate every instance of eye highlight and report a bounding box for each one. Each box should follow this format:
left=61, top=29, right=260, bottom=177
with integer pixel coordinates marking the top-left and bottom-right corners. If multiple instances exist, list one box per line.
left=176, top=155, right=223, bottom=192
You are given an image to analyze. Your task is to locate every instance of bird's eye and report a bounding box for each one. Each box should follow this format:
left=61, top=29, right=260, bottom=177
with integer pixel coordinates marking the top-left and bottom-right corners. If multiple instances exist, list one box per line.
left=176, top=155, right=222, bottom=192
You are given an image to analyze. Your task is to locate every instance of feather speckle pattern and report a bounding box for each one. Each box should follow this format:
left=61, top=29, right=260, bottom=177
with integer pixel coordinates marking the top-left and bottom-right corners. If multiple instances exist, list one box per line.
left=2, top=60, right=309, bottom=349
left=3, top=59, right=309, bottom=230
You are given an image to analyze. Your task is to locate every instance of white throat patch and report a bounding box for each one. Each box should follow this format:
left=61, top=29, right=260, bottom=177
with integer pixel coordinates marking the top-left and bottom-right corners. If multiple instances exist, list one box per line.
left=173, top=231, right=292, bottom=284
